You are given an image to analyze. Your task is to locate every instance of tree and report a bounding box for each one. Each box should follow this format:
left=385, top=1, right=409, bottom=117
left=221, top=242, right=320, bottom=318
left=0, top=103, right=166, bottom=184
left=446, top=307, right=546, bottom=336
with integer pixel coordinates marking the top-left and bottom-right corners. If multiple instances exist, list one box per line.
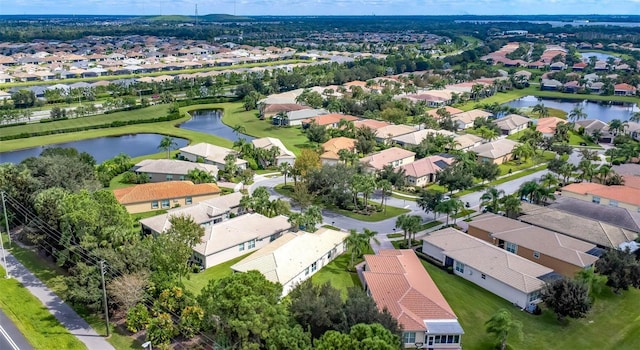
left=345, top=229, right=370, bottom=269
left=151, top=214, right=204, bottom=284
left=158, top=136, right=178, bottom=159
left=417, top=189, right=444, bottom=220
left=306, top=122, right=328, bottom=144
left=341, top=287, right=401, bottom=336
left=294, top=149, right=321, bottom=181
left=107, top=272, right=149, bottom=311
left=542, top=278, right=592, bottom=321
left=485, top=309, right=523, bottom=350
left=480, top=187, right=505, bottom=213
left=395, top=214, right=422, bottom=247
left=540, top=172, right=559, bottom=190
left=474, top=161, right=500, bottom=184
left=501, top=194, right=522, bottom=219
left=377, top=179, right=392, bottom=213
left=289, top=281, right=345, bottom=339
left=512, top=143, right=534, bottom=164
left=575, top=267, right=607, bottom=298
left=314, top=323, right=401, bottom=350
left=568, top=106, right=587, bottom=122
left=187, top=168, right=216, bottom=184
left=232, top=123, right=247, bottom=136
left=595, top=248, right=640, bottom=293
left=435, top=199, right=461, bottom=226
left=146, top=313, right=177, bottom=346
left=532, top=103, right=549, bottom=118
left=608, top=119, right=628, bottom=136
left=279, top=162, right=293, bottom=186
left=437, top=163, right=474, bottom=194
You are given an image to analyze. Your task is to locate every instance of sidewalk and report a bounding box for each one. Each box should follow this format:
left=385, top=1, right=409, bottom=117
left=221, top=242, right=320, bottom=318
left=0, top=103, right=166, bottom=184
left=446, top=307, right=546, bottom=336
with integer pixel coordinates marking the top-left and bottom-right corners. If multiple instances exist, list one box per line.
left=1, top=250, right=115, bottom=350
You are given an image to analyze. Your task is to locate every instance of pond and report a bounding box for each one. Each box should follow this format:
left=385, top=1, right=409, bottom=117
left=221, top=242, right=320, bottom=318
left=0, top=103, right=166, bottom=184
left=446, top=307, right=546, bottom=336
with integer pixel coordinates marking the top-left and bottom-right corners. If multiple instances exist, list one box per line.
left=505, top=96, right=639, bottom=123
left=179, top=109, right=253, bottom=142
left=580, top=52, right=619, bottom=61
left=0, top=133, right=189, bottom=164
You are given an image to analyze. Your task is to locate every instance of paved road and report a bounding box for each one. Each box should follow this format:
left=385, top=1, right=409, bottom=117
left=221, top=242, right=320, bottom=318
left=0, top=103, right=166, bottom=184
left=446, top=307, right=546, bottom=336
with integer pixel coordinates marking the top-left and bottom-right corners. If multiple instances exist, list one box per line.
left=1, top=250, right=115, bottom=350
left=0, top=309, right=33, bottom=350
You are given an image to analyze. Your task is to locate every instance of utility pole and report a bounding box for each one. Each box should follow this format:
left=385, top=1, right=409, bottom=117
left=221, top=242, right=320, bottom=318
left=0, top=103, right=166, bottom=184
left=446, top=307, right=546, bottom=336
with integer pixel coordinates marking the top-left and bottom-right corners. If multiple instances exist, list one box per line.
left=0, top=225, right=8, bottom=279
left=1, top=191, right=11, bottom=245
left=100, top=260, right=110, bottom=337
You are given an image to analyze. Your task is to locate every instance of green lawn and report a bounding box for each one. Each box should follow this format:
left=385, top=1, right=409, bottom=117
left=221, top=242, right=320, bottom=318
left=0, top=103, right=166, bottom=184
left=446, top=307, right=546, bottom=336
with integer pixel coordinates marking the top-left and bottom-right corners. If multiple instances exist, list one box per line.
left=386, top=233, right=404, bottom=239
left=6, top=241, right=139, bottom=350
left=0, top=265, right=86, bottom=350
left=422, top=260, right=640, bottom=350
left=498, top=151, right=555, bottom=176
left=568, top=131, right=597, bottom=147
left=419, top=220, right=443, bottom=231
left=454, top=164, right=548, bottom=197
left=182, top=253, right=253, bottom=294
left=452, top=209, right=475, bottom=219
left=327, top=204, right=410, bottom=222
left=311, top=253, right=361, bottom=299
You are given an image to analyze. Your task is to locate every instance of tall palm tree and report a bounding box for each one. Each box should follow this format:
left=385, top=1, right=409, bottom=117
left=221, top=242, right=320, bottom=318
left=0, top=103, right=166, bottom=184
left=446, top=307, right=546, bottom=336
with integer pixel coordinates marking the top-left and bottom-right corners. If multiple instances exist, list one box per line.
left=480, top=187, right=505, bottom=213
left=568, top=105, right=587, bottom=122
left=279, top=162, right=293, bottom=186
left=377, top=179, right=392, bottom=214
left=395, top=214, right=421, bottom=247
left=501, top=195, right=522, bottom=219
left=532, top=103, right=549, bottom=118
left=232, top=124, right=246, bottom=136
left=158, top=136, right=178, bottom=159
left=435, top=199, right=458, bottom=226
left=540, top=172, right=559, bottom=190
left=608, top=119, right=628, bottom=136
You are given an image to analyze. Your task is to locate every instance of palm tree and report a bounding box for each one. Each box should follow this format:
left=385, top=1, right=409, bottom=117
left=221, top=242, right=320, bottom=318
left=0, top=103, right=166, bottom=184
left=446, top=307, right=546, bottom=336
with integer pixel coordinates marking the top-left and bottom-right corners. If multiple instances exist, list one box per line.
left=596, top=165, right=613, bottom=184
left=435, top=199, right=458, bottom=226
left=540, top=172, right=559, bottom=190
left=608, top=119, right=628, bottom=136
left=480, top=187, right=505, bottom=213
left=485, top=309, right=523, bottom=350
left=158, top=136, right=178, bottom=159
left=568, top=105, right=587, bottom=122
left=345, top=228, right=376, bottom=269
left=630, top=112, right=640, bottom=123
left=377, top=179, right=392, bottom=214
left=501, top=195, right=522, bottom=219
left=232, top=124, right=246, bottom=136
left=512, top=143, right=534, bottom=164
left=532, top=103, right=549, bottom=118
left=279, top=162, right=293, bottom=186
left=187, top=168, right=216, bottom=184
left=395, top=214, right=421, bottom=247
left=478, top=126, right=499, bottom=142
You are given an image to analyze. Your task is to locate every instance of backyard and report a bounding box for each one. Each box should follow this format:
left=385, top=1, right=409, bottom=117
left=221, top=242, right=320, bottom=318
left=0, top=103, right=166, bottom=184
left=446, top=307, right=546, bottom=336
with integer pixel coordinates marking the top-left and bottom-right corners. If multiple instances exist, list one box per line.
left=182, top=253, right=253, bottom=294
left=422, top=260, right=640, bottom=350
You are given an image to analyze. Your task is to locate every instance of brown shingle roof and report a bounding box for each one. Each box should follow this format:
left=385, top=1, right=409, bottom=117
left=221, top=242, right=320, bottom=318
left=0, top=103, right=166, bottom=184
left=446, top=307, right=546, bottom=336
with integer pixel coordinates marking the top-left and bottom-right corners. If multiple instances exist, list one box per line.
left=363, top=250, right=459, bottom=332
left=113, top=181, right=220, bottom=204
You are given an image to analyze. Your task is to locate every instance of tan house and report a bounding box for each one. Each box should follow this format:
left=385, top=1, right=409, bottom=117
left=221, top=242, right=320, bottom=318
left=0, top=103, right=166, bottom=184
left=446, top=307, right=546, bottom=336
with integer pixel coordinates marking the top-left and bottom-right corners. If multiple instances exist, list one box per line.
left=399, top=155, right=455, bottom=187
left=302, top=114, right=358, bottom=128
left=560, top=181, right=640, bottom=213
left=452, top=134, right=483, bottom=150
left=252, top=137, right=296, bottom=166
left=113, top=181, right=221, bottom=214
left=467, top=213, right=599, bottom=277
left=451, top=109, right=493, bottom=130
left=320, top=137, right=357, bottom=165
left=495, top=114, right=531, bottom=135
left=363, top=250, right=463, bottom=349
left=132, top=159, right=219, bottom=182
left=426, top=106, right=463, bottom=119
left=469, top=139, right=519, bottom=164
left=392, top=129, right=455, bottom=147
left=192, top=213, right=291, bottom=269
left=178, top=143, right=247, bottom=171
left=360, top=147, right=416, bottom=171
left=374, top=124, right=417, bottom=143
left=536, top=117, right=566, bottom=137
left=260, top=103, right=310, bottom=119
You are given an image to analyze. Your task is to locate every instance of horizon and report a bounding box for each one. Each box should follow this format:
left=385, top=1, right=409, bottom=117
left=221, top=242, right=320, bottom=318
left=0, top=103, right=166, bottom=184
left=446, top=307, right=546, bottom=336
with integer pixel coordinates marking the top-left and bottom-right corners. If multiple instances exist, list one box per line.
left=4, top=0, right=640, bottom=17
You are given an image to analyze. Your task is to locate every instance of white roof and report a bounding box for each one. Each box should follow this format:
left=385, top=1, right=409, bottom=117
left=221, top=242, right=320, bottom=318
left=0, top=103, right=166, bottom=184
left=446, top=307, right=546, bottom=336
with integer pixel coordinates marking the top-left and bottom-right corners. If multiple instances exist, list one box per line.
left=423, top=228, right=553, bottom=293
left=179, top=143, right=247, bottom=166
left=231, top=228, right=348, bottom=287
left=393, top=129, right=455, bottom=146
left=470, top=139, right=519, bottom=159
left=495, top=114, right=531, bottom=131
left=134, top=159, right=219, bottom=176
left=252, top=137, right=296, bottom=158
left=194, top=213, right=291, bottom=257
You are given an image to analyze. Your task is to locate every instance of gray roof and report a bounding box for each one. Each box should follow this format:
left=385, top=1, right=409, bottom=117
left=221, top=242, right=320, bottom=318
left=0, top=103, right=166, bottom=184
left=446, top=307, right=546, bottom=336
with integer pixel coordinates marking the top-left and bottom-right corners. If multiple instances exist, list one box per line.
left=612, top=164, right=640, bottom=176
left=286, top=108, right=328, bottom=121
left=548, top=197, right=640, bottom=233
left=133, top=159, right=219, bottom=176
left=425, top=320, right=465, bottom=335
left=495, top=114, right=531, bottom=131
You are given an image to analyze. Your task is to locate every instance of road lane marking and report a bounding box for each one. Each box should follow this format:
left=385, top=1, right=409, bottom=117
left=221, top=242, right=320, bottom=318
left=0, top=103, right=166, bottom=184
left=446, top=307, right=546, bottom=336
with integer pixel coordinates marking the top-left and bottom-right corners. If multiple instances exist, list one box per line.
left=0, top=323, right=20, bottom=350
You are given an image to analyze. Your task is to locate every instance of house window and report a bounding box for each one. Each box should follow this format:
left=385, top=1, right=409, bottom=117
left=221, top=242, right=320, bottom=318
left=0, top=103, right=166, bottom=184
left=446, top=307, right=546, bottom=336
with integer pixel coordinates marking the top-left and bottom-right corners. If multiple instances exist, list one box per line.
left=161, top=199, right=170, bottom=208
left=592, top=196, right=600, bottom=204
left=506, top=242, right=518, bottom=254
left=609, top=200, right=618, bottom=207
left=248, top=240, right=255, bottom=249
left=304, top=267, right=309, bottom=276
left=186, top=197, right=192, bottom=205
left=402, top=332, right=416, bottom=344
left=454, top=261, right=465, bottom=274
left=481, top=273, right=486, bottom=280
left=528, top=291, right=541, bottom=303
left=151, top=201, right=159, bottom=209
left=311, top=261, right=318, bottom=272
left=179, top=175, right=185, bottom=180
left=533, top=251, right=540, bottom=259
left=238, top=243, right=245, bottom=251
left=166, top=174, right=173, bottom=181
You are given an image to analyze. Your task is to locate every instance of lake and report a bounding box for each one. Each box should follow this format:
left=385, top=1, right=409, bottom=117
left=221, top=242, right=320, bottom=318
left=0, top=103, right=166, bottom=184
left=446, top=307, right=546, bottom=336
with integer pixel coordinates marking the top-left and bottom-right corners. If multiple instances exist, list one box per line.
left=505, top=96, right=639, bottom=123
left=0, top=133, right=189, bottom=164
left=179, top=109, right=253, bottom=142
left=580, top=52, right=618, bottom=61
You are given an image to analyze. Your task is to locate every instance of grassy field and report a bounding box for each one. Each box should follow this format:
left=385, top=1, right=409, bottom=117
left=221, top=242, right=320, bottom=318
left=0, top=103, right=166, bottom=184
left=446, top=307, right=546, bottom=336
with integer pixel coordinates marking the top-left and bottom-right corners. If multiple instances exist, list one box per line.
left=0, top=265, right=86, bottom=350
left=498, top=151, right=555, bottom=175
left=182, top=253, right=253, bottom=294
left=6, top=241, right=139, bottom=350
left=311, top=253, right=361, bottom=299
left=422, top=260, right=640, bottom=350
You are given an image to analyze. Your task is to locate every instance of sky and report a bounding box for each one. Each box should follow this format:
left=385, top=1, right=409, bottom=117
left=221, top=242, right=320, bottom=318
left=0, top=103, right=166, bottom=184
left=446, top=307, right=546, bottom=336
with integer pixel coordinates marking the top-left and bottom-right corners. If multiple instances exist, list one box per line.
left=3, top=0, right=640, bottom=16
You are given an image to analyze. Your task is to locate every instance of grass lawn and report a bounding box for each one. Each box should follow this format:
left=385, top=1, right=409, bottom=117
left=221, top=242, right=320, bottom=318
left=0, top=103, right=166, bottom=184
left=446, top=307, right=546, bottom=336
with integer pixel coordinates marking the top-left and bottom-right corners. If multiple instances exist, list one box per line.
left=182, top=253, right=253, bottom=294
left=311, top=253, right=361, bottom=299
left=6, top=241, right=140, bottom=350
left=0, top=265, right=86, bottom=350
left=218, top=103, right=313, bottom=155
left=386, top=233, right=404, bottom=239
left=568, top=131, right=598, bottom=147
left=422, top=260, right=640, bottom=350
left=327, top=204, right=410, bottom=222
left=456, top=90, right=529, bottom=111
left=498, top=151, right=555, bottom=176
left=419, top=220, right=442, bottom=231
left=452, top=209, right=475, bottom=219
left=454, top=165, right=548, bottom=197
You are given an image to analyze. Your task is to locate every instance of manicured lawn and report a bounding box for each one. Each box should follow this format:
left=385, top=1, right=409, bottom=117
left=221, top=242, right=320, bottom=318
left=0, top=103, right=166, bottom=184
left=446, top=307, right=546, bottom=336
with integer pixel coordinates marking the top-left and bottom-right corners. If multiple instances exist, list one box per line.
left=452, top=209, right=475, bottom=219
left=498, top=151, right=555, bottom=176
left=456, top=89, right=529, bottom=111
left=311, top=253, right=361, bottom=299
left=422, top=260, right=640, bottom=350
left=6, top=241, right=139, bottom=350
left=130, top=209, right=167, bottom=232
left=386, top=233, right=404, bottom=239
left=218, top=103, right=313, bottom=155
left=328, top=204, right=410, bottom=222
left=454, top=165, right=548, bottom=197
left=0, top=265, right=86, bottom=350
left=182, top=253, right=253, bottom=294
left=419, top=220, right=442, bottom=231
left=568, top=131, right=597, bottom=147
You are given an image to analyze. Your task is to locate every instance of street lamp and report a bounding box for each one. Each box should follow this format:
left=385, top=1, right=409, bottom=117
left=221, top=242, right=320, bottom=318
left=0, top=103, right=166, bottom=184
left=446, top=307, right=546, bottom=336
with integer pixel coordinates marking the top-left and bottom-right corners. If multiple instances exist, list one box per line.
left=142, top=341, right=152, bottom=350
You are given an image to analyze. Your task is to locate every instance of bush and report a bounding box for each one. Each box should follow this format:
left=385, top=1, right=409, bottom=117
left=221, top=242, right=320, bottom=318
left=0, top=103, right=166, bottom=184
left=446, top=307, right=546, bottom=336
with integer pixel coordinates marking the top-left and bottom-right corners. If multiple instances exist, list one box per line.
left=246, top=157, right=259, bottom=170
left=178, top=305, right=204, bottom=338
left=126, top=303, right=150, bottom=333
left=121, top=171, right=138, bottom=184
left=146, top=313, right=177, bottom=346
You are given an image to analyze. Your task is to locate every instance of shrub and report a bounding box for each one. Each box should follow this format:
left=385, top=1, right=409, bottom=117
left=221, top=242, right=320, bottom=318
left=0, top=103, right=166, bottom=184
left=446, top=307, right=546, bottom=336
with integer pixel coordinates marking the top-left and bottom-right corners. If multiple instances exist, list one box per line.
left=146, top=313, right=177, bottom=346
left=178, top=305, right=205, bottom=338
left=121, top=171, right=138, bottom=184
left=126, top=303, right=150, bottom=333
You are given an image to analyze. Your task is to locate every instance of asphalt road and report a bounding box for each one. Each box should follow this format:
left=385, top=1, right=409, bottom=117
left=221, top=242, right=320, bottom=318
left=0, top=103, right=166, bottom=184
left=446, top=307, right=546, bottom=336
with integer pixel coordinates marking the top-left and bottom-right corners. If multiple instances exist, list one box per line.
left=0, top=309, right=33, bottom=350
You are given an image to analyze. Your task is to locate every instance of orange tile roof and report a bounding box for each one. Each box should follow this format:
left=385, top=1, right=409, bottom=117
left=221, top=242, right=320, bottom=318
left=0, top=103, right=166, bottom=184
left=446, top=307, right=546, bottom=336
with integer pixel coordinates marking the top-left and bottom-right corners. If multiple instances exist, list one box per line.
left=303, top=113, right=358, bottom=126
left=363, top=250, right=458, bottom=332
left=354, top=119, right=391, bottom=130
left=562, top=182, right=640, bottom=206
left=322, top=137, right=357, bottom=153
left=426, top=106, right=464, bottom=119
left=536, top=117, right=566, bottom=134
left=113, top=181, right=220, bottom=204
left=614, top=83, right=637, bottom=91
left=623, top=175, right=640, bottom=190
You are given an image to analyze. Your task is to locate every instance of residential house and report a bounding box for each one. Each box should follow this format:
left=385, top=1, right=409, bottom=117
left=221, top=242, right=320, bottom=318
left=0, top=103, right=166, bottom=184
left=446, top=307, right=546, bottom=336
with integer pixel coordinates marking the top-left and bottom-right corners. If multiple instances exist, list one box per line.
left=574, top=119, right=613, bottom=142
left=252, top=137, right=296, bottom=166
left=178, top=143, right=247, bottom=171
left=540, top=79, right=563, bottom=91
left=139, top=192, right=244, bottom=235
left=469, top=139, right=519, bottom=164
left=193, top=213, right=291, bottom=268
left=560, top=181, right=640, bottom=213
left=353, top=119, right=392, bottom=131
left=231, top=227, right=349, bottom=296
left=320, top=137, right=357, bottom=165
left=519, top=202, right=638, bottom=249
left=374, top=124, right=417, bottom=144
left=627, top=122, right=640, bottom=141
left=494, top=114, right=531, bottom=135
left=132, top=159, right=219, bottom=183
left=572, top=62, right=588, bottom=71
left=549, top=62, right=567, bottom=71
left=399, top=155, right=455, bottom=187
left=588, top=81, right=604, bottom=94
left=422, top=227, right=554, bottom=309
left=548, top=197, right=640, bottom=235
left=275, top=108, right=328, bottom=126
left=451, top=109, right=493, bottom=130
left=392, top=129, right=455, bottom=147
left=513, top=70, right=532, bottom=81
left=302, top=113, right=358, bottom=129
left=467, top=213, right=599, bottom=277
left=113, top=181, right=221, bottom=214
left=452, top=134, right=483, bottom=150
left=563, top=81, right=581, bottom=93
left=614, top=83, right=637, bottom=96
left=426, top=106, right=463, bottom=119
left=360, top=147, right=416, bottom=172
left=363, top=250, right=463, bottom=349
left=536, top=117, right=566, bottom=137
